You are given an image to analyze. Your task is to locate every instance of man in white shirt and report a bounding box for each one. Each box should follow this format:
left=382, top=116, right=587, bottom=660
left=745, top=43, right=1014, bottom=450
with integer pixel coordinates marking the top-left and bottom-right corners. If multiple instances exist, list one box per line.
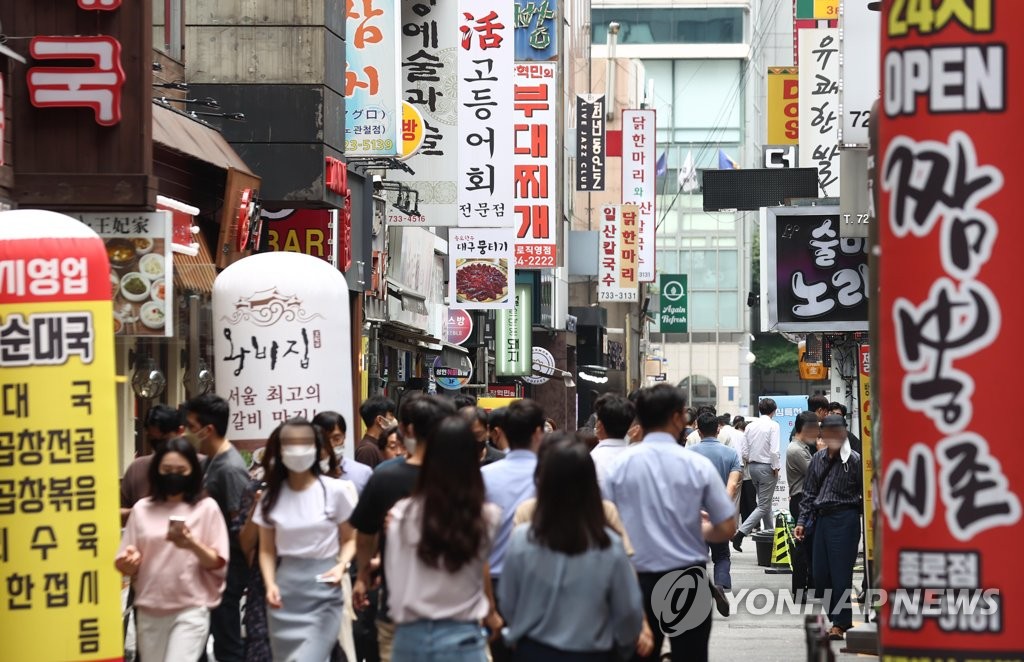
left=732, top=398, right=781, bottom=551
left=589, top=393, right=635, bottom=490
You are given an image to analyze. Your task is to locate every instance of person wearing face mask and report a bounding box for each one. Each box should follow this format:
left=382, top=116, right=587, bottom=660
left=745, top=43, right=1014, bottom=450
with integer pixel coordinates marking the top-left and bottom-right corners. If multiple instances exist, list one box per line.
left=356, top=396, right=398, bottom=469
left=116, top=437, right=229, bottom=662
left=314, top=410, right=373, bottom=494
left=255, top=418, right=358, bottom=662
left=794, top=415, right=863, bottom=642
left=786, top=412, right=821, bottom=601
left=460, top=406, right=504, bottom=466
left=120, top=404, right=186, bottom=524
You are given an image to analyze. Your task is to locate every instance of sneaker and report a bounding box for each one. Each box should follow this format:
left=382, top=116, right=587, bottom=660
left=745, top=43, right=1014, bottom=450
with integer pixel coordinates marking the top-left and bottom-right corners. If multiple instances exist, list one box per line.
left=711, top=584, right=730, bottom=617
left=731, top=531, right=744, bottom=552
left=827, top=625, right=847, bottom=641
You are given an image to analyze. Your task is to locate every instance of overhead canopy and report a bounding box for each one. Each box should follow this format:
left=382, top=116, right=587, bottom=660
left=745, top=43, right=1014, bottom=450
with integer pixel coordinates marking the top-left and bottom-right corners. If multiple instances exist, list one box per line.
left=172, top=230, right=218, bottom=295
left=152, top=102, right=255, bottom=175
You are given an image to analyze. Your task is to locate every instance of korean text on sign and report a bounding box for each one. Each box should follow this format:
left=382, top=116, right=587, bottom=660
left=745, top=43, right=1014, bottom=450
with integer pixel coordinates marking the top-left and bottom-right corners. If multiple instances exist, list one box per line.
left=620, top=109, right=656, bottom=282
left=798, top=28, right=841, bottom=197
left=513, top=62, right=557, bottom=268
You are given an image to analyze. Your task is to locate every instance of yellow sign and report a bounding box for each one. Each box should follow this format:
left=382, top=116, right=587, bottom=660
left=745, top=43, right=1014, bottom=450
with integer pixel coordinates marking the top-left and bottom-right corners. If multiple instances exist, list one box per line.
left=399, top=101, right=426, bottom=160
left=858, top=345, right=874, bottom=563
left=0, top=210, right=122, bottom=661
left=478, top=397, right=519, bottom=412
left=767, top=67, right=799, bottom=145
left=815, top=0, right=839, bottom=19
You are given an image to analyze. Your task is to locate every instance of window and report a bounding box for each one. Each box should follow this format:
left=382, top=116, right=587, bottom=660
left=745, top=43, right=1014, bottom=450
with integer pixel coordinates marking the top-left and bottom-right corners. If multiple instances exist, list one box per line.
left=593, top=8, right=744, bottom=44
left=678, top=375, right=717, bottom=411
left=153, top=0, right=184, bottom=61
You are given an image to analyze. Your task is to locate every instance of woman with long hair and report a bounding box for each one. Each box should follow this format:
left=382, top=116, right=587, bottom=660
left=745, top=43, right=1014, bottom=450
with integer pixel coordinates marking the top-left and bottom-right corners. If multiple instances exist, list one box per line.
left=255, top=418, right=358, bottom=662
left=385, top=416, right=503, bottom=661
left=499, top=438, right=643, bottom=661
left=116, top=437, right=229, bottom=661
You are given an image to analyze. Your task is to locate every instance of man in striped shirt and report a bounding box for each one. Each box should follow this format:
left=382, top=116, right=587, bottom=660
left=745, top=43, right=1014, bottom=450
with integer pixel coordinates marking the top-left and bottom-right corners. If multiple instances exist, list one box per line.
left=793, top=415, right=863, bottom=642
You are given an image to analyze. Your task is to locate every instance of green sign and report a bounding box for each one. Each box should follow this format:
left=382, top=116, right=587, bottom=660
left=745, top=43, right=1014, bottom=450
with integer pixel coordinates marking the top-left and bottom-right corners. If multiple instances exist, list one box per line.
left=496, top=284, right=533, bottom=376
left=659, top=274, right=688, bottom=333
left=796, top=0, right=838, bottom=20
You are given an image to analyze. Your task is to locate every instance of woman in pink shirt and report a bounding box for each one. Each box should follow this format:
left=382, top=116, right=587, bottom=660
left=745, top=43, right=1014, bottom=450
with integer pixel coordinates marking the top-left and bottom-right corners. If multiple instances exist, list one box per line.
left=116, top=437, right=229, bottom=662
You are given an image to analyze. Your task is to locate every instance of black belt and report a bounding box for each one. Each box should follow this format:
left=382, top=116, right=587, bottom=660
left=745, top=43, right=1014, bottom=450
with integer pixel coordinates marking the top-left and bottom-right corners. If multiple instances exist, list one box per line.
left=817, top=503, right=859, bottom=516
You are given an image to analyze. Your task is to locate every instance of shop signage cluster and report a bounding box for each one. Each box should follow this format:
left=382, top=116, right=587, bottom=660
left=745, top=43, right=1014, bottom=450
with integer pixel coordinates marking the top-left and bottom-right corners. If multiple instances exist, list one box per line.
left=344, top=1, right=401, bottom=156
left=621, top=109, right=656, bottom=282
left=759, top=206, right=867, bottom=332
left=457, top=0, right=514, bottom=228
left=878, top=2, right=1022, bottom=657
left=597, top=205, right=638, bottom=302
left=0, top=210, right=123, bottom=662
left=575, top=94, right=606, bottom=191
left=513, top=62, right=557, bottom=267
left=798, top=28, right=841, bottom=198
left=389, top=0, right=459, bottom=225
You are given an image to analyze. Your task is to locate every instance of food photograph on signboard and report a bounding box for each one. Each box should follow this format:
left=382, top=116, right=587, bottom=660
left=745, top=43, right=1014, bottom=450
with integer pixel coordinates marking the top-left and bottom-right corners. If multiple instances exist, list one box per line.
left=455, top=258, right=509, bottom=305
left=108, top=236, right=168, bottom=335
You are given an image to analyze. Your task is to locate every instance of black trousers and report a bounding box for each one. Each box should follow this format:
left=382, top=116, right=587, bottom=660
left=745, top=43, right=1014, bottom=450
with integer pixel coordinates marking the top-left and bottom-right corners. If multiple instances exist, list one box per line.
left=208, top=556, right=248, bottom=662
left=739, top=480, right=757, bottom=525
left=514, top=638, right=614, bottom=661
left=633, top=569, right=712, bottom=662
left=790, top=494, right=814, bottom=597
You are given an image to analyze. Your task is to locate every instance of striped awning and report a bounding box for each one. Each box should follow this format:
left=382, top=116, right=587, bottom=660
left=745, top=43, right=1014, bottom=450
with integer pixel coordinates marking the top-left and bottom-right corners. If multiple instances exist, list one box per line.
left=173, top=232, right=218, bottom=295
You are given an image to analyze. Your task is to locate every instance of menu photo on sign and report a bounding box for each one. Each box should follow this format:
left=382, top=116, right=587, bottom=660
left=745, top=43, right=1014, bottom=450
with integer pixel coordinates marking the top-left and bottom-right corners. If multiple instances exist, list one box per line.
left=75, top=212, right=173, bottom=337
left=449, top=228, right=515, bottom=310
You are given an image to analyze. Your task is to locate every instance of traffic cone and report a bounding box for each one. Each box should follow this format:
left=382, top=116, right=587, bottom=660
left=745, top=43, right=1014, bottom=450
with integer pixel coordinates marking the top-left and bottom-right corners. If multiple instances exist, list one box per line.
left=765, top=512, right=793, bottom=574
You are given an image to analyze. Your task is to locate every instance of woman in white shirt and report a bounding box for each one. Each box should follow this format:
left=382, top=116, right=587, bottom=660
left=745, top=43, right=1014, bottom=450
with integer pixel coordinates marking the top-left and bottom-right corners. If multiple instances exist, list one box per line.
left=385, top=416, right=503, bottom=661
left=255, top=418, right=357, bottom=662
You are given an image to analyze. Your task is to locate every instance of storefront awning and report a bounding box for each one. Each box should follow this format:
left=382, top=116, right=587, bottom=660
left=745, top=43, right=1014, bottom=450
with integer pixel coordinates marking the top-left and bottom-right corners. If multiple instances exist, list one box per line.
left=152, top=102, right=255, bottom=175
left=379, top=322, right=444, bottom=354
left=172, top=230, right=218, bottom=295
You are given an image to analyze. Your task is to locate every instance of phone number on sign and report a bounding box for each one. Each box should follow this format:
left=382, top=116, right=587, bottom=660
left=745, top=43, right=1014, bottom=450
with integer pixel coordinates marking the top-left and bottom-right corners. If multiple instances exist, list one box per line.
left=345, top=139, right=395, bottom=152
left=516, top=256, right=556, bottom=268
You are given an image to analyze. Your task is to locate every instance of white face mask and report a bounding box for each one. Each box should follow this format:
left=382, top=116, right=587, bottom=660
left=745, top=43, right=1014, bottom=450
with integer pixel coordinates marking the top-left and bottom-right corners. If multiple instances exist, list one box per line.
left=281, top=445, right=317, bottom=473
left=333, top=445, right=345, bottom=460
left=319, top=458, right=332, bottom=473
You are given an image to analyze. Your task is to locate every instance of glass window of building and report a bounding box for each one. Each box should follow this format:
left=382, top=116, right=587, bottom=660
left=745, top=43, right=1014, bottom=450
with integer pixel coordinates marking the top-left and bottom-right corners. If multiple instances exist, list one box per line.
left=592, top=8, right=744, bottom=44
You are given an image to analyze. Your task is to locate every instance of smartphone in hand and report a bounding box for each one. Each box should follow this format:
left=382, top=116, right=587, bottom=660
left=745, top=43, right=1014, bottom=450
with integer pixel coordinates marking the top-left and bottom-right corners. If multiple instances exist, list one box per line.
left=168, top=516, right=187, bottom=538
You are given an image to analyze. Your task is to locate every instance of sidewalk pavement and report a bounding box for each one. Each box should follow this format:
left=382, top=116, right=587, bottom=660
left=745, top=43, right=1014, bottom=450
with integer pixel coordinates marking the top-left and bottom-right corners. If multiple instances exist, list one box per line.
left=693, top=541, right=878, bottom=661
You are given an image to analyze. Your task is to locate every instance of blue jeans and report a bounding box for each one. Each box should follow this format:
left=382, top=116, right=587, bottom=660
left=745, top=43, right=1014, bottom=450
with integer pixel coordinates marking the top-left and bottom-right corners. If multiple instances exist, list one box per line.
left=813, top=508, right=860, bottom=629
left=708, top=542, right=731, bottom=589
left=392, top=620, right=487, bottom=662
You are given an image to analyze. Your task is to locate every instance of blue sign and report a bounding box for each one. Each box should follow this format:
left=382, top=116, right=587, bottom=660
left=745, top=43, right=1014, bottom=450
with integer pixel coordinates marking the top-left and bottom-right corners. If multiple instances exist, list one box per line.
left=514, top=0, right=558, bottom=61
left=767, top=395, right=810, bottom=442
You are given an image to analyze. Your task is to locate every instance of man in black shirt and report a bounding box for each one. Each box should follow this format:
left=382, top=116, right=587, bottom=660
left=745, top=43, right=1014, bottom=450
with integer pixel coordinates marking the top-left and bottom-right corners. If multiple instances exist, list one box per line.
left=829, top=401, right=863, bottom=455
left=350, top=394, right=455, bottom=660
left=794, top=415, right=862, bottom=642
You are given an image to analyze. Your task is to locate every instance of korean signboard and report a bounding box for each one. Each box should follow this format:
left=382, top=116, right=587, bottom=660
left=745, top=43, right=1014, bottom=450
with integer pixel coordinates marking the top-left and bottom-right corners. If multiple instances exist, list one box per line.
left=764, top=395, right=807, bottom=513
left=449, top=228, right=515, bottom=310
left=839, top=0, right=878, bottom=146
left=514, top=62, right=557, bottom=267
left=759, top=205, right=867, bottom=332
left=799, top=29, right=841, bottom=197
left=576, top=94, right=606, bottom=191
left=514, top=0, right=557, bottom=60
left=444, top=308, right=474, bottom=346
left=213, top=252, right=354, bottom=449
left=432, top=355, right=473, bottom=390
left=345, top=1, right=401, bottom=156
left=659, top=274, right=688, bottom=333
left=0, top=210, right=123, bottom=661
left=597, top=205, right=638, bottom=303
left=858, top=345, right=875, bottom=565
left=767, top=67, right=798, bottom=145
left=878, top=2, right=1023, bottom=657
left=621, top=109, right=656, bottom=282
left=75, top=212, right=173, bottom=338
left=457, top=0, right=514, bottom=228
left=496, top=283, right=532, bottom=376
left=261, top=209, right=337, bottom=267
left=389, top=0, right=459, bottom=225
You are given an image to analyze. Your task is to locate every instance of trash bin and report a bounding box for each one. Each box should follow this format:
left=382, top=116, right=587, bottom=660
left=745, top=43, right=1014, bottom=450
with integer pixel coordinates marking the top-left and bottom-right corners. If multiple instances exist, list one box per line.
left=752, top=530, right=775, bottom=567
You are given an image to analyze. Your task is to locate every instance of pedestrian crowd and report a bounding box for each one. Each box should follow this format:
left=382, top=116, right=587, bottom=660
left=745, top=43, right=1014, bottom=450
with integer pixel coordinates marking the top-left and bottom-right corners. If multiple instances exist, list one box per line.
left=117, top=386, right=863, bottom=661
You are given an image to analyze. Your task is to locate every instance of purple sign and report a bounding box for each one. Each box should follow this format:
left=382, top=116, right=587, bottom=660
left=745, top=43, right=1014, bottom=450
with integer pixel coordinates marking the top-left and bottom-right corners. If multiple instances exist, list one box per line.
left=445, top=309, right=474, bottom=345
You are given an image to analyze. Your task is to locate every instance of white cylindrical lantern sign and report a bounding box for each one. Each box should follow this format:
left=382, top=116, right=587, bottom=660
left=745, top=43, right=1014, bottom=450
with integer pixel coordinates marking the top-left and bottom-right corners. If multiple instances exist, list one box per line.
left=213, top=252, right=353, bottom=455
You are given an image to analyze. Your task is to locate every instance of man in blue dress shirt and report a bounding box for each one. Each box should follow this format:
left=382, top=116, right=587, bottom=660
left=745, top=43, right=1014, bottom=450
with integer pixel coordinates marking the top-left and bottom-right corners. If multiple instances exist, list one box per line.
left=605, top=385, right=736, bottom=662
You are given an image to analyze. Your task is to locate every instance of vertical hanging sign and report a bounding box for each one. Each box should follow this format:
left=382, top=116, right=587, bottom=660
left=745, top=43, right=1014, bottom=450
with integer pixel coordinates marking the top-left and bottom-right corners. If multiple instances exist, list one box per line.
left=597, top=205, right=638, bottom=302
left=345, top=0, right=401, bottom=156
left=659, top=273, right=688, bottom=333
left=798, top=28, right=841, bottom=197
left=513, top=62, right=557, bottom=267
left=576, top=94, right=606, bottom=191
left=496, top=283, right=532, bottom=376
left=621, top=109, right=656, bottom=282
left=767, top=67, right=799, bottom=145
left=457, top=0, right=514, bottom=228
left=879, top=1, right=1022, bottom=658
left=0, top=210, right=123, bottom=661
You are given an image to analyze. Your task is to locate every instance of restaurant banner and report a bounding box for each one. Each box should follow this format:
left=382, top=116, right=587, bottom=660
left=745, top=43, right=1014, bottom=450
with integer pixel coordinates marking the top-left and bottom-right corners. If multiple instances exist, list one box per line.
left=513, top=0, right=557, bottom=61
left=457, top=0, right=514, bottom=228
left=0, top=210, right=123, bottom=661
left=213, top=252, right=354, bottom=450
left=878, top=2, right=1022, bottom=658
left=858, top=345, right=875, bottom=565
left=759, top=205, right=867, bottom=332
left=496, top=283, right=532, bottom=376
left=345, top=0, right=401, bottom=156
left=514, top=62, right=557, bottom=268
left=767, top=67, right=798, bottom=145
left=444, top=308, right=474, bottom=346
left=597, top=204, right=638, bottom=303
left=389, top=0, right=459, bottom=225
left=798, top=28, right=841, bottom=197
left=449, top=228, right=514, bottom=310
left=75, top=211, right=173, bottom=338
left=576, top=94, right=606, bottom=191
left=621, top=109, right=656, bottom=282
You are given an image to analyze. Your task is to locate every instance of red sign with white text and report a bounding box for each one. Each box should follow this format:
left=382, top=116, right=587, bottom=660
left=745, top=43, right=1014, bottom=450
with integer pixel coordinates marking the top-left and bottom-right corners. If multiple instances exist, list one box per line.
left=878, top=1, right=1023, bottom=658
left=27, top=36, right=125, bottom=127
left=513, top=62, right=557, bottom=268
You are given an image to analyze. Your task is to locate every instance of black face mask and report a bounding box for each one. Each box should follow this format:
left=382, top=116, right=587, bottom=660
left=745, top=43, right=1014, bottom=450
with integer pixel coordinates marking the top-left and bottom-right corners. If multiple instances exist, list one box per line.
left=156, top=472, right=190, bottom=496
